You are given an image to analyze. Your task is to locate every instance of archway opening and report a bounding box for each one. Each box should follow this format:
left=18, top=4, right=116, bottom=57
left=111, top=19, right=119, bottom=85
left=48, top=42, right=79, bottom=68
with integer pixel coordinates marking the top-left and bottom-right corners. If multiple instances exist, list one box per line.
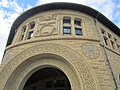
left=23, top=67, right=71, bottom=90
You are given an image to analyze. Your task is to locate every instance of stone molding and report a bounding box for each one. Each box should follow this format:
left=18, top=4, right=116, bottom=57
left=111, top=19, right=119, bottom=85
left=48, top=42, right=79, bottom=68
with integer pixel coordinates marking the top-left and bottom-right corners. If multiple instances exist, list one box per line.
left=0, top=43, right=100, bottom=90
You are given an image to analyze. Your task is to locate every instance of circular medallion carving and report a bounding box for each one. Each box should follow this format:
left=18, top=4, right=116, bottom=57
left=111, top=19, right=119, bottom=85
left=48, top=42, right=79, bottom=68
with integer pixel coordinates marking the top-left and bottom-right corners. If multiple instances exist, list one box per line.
left=82, top=43, right=100, bottom=59
left=40, top=25, right=55, bottom=36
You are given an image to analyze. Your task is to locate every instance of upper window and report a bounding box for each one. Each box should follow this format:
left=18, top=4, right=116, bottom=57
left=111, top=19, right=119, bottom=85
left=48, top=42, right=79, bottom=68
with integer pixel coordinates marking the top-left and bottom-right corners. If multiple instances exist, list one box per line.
left=103, top=36, right=108, bottom=46
left=101, top=29, right=105, bottom=35
left=29, top=21, right=35, bottom=29
left=108, top=33, right=112, bottom=39
left=63, top=27, right=71, bottom=35
left=75, top=28, right=82, bottom=36
left=20, top=25, right=26, bottom=41
left=101, top=28, right=120, bottom=53
left=63, top=17, right=82, bottom=36
left=22, top=26, right=26, bottom=32
left=27, top=31, right=33, bottom=39
left=74, top=18, right=81, bottom=26
left=63, top=17, right=71, bottom=24
left=27, top=21, right=35, bottom=39
left=20, top=35, right=24, bottom=41
left=110, top=40, right=115, bottom=49
left=117, top=45, right=120, bottom=52
left=74, top=18, right=82, bottom=36
left=114, top=38, right=117, bottom=43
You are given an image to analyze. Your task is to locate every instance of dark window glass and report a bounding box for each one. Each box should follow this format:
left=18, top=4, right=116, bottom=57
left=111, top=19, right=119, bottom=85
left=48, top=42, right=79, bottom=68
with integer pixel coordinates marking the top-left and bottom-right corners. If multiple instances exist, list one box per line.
left=63, top=17, right=70, bottom=24
left=21, top=34, right=24, bottom=41
left=66, top=80, right=71, bottom=87
left=114, top=38, right=117, bottom=42
left=75, top=28, right=82, bottom=36
left=117, top=44, right=120, bottom=50
left=119, top=74, right=120, bottom=80
left=63, top=27, right=71, bottom=35
left=74, top=19, right=81, bottom=26
left=30, top=22, right=35, bottom=29
left=104, top=36, right=108, bottom=46
left=55, top=80, right=65, bottom=87
left=46, top=81, right=53, bottom=88
left=108, top=33, right=111, bottom=38
left=111, top=41, right=115, bottom=49
left=22, top=26, right=26, bottom=32
left=101, top=29, right=105, bottom=34
left=32, top=86, right=36, bottom=90
left=28, top=31, right=33, bottom=39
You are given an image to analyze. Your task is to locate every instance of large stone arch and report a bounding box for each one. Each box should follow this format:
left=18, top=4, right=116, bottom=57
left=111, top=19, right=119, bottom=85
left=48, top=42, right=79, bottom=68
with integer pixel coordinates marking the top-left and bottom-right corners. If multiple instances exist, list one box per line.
left=14, top=55, right=80, bottom=90
left=0, top=43, right=100, bottom=90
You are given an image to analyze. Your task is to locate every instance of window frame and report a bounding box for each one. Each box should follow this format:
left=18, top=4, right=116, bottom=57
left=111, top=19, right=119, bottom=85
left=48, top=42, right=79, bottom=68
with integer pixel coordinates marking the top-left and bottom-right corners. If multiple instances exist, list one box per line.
left=74, top=18, right=81, bottom=26
left=63, top=27, right=71, bottom=35
left=63, top=17, right=71, bottom=25
left=75, top=28, right=82, bottom=36
left=62, top=16, right=83, bottom=36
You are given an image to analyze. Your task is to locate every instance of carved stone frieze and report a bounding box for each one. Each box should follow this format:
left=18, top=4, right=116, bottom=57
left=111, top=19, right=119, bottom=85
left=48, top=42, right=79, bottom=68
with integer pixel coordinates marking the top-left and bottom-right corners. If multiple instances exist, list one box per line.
left=40, top=14, right=53, bottom=21
left=35, top=25, right=57, bottom=36
left=35, top=13, right=59, bottom=37
left=0, top=43, right=99, bottom=90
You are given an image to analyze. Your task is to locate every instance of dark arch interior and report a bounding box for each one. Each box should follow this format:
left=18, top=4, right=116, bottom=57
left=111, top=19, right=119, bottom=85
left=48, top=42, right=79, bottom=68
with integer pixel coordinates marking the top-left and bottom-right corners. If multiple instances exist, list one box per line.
left=23, top=67, right=71, bottom=90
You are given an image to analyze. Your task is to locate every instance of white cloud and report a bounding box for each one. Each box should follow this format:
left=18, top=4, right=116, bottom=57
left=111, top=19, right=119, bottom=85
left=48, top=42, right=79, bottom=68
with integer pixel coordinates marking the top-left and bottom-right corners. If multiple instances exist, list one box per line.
left=9, top=1, right=23, bottom=13
left=0, top=0, right=25, bottom=63
left=0, top=0, right=35, bottom=63
left=0, top=0, right=9, bottom=7
left=0, top=9, right=11, bottom=62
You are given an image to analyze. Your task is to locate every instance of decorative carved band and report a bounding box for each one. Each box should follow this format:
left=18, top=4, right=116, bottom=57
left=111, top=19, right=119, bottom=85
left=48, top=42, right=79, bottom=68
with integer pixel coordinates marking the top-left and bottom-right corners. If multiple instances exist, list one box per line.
left=0, top=43, right=99, bottom=90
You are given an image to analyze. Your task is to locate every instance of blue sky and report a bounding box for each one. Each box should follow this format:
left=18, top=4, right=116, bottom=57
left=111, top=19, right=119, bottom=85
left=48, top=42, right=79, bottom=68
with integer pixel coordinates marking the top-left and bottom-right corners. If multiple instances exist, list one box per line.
left=0, top=0, right=120, bottom=63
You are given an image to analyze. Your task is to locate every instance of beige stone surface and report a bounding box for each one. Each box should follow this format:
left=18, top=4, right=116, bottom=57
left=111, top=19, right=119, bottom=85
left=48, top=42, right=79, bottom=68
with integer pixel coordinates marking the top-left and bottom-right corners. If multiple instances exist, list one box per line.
left=0, top=10, right=120, bottom=90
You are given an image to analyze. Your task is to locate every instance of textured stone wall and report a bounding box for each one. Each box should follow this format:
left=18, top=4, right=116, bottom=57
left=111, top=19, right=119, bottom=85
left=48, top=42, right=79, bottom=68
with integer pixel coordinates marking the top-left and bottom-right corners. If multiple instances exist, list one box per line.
left=0, top=10, right=119, bottom=90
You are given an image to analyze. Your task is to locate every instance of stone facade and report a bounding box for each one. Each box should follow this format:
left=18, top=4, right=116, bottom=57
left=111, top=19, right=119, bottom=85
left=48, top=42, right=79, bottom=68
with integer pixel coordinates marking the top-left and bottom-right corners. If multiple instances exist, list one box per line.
left=0, top=3, right=120, bottom=90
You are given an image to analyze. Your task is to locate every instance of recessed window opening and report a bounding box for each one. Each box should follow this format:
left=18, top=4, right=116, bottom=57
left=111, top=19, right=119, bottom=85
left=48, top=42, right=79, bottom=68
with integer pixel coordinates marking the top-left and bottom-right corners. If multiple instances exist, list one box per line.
left=111, top=41, right=115, bottom=49
left=20, top=25, right=26, bottom=41
left=101, top=29, right=105, bottom=34
left=63, top=17, right=71, bottom=24
left=108, top=33, right=111, bottom=39
left=117, top=44, right=120, bottom=52
left=114, top=38, right=117, bottom=42
left=74, top=18, right=81, bottom=26
left=104, top=36, right=108, bottom=46
left=28, top=31, right=33, bottom=39
left=32, top=86, right=36, bottom=90
left=21, top=34, right=24, bottom=41
left=55, top=80, right=65, bottom=87
left=29, top=21, right=35, bottom=29
left=119, top=74, right=120, bottom=80
left=23, top=67, right=71, bottom=90
left=46, top=81, right=53, bottom=88
left=62, top=16, right=83, bottom=36
left=75, top=28, right=82, bottom=36
left=22, top=26, right=26, bottom=32
left=63, top=27, right=71, bottom=35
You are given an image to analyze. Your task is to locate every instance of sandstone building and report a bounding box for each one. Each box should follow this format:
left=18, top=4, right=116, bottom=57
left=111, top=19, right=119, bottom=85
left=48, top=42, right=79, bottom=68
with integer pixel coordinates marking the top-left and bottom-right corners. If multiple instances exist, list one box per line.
left=0, top=2, right=120, bottom=90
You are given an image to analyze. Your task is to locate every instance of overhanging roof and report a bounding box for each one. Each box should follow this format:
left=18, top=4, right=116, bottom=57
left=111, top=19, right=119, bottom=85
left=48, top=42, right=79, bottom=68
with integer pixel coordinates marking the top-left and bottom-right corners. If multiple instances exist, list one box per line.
left=7, top=2, right=120, bottom=46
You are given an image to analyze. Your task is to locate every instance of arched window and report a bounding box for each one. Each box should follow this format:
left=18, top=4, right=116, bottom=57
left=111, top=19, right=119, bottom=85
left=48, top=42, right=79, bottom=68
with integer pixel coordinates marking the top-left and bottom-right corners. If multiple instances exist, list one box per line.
left=20, top=25, right=26, bottom=41
left=27, top=21, right=35, bottom=39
